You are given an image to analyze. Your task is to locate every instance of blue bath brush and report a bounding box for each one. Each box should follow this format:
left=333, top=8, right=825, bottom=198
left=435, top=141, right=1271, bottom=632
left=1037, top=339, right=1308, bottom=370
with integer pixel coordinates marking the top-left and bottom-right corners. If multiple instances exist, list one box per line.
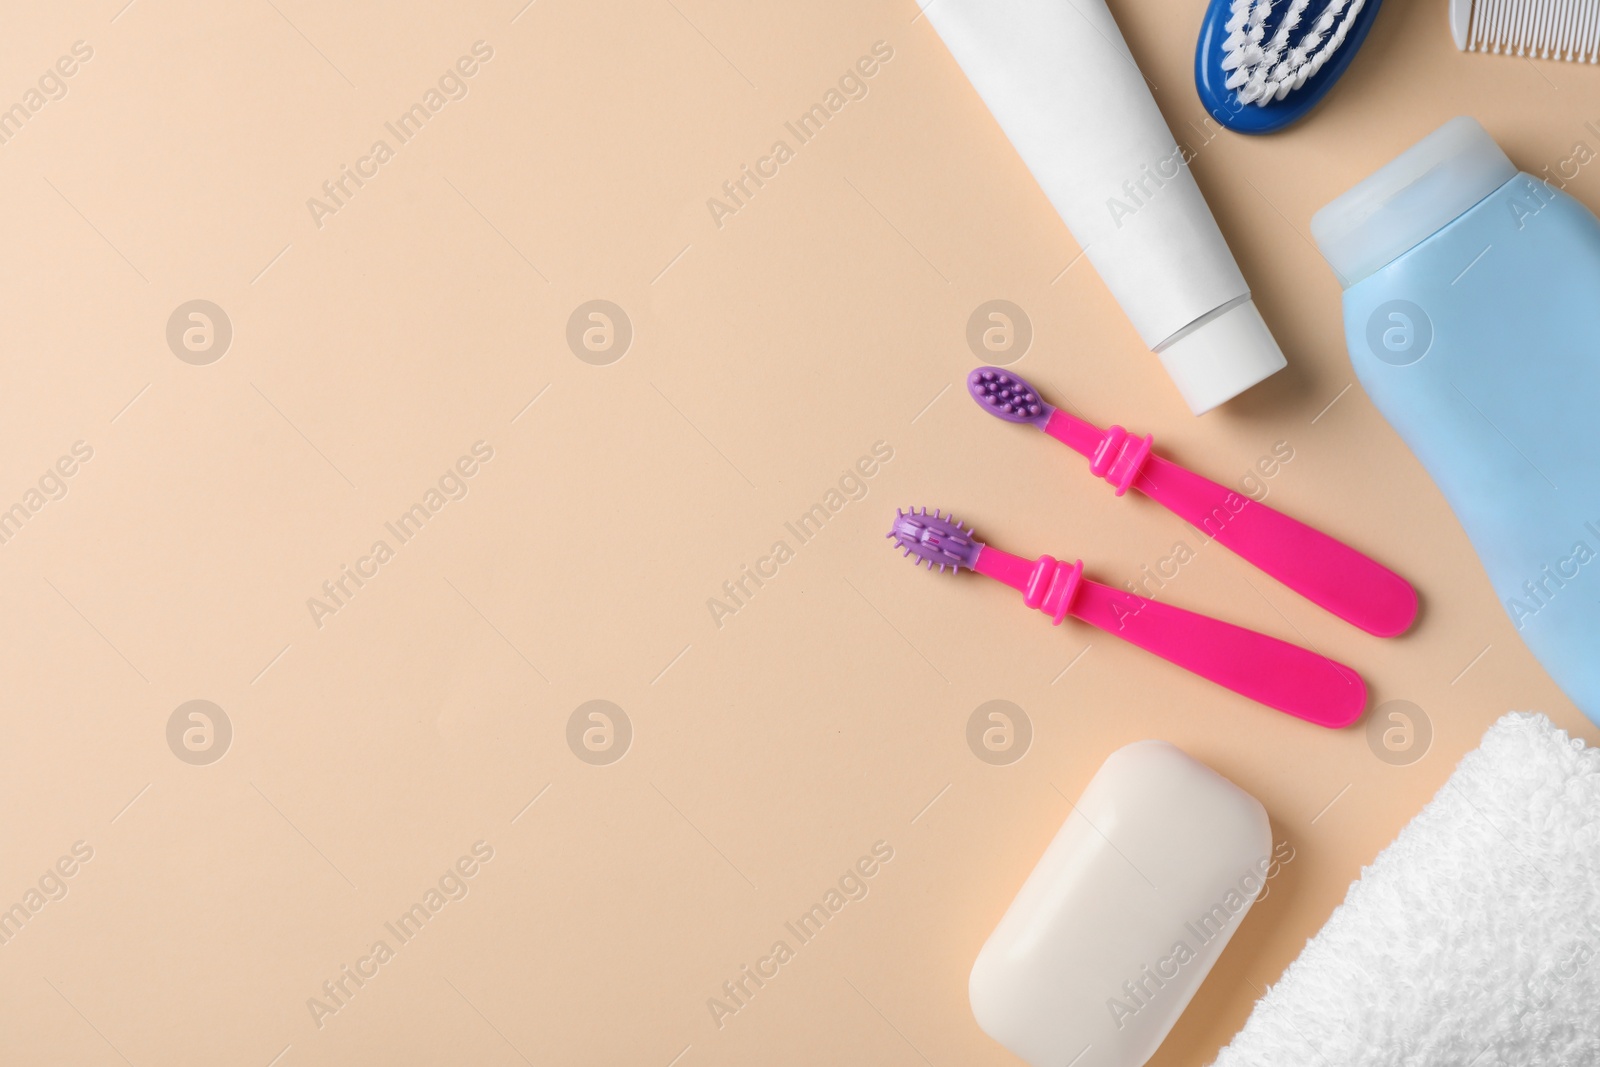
left=1195, top=0, right=1386, bottom=135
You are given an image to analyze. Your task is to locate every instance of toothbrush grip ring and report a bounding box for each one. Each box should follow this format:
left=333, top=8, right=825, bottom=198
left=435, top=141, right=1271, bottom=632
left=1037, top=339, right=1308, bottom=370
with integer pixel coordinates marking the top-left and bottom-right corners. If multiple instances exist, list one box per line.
left=1090, top=426, right=1154, bottom=497
left=1024, top=555, right=1084, bottom=625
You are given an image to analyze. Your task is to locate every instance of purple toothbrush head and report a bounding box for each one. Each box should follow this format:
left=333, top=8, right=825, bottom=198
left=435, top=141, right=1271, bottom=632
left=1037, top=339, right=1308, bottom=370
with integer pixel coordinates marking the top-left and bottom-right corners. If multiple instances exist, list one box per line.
left=887, top=507, right=984, bottom=573
left=967, top=367, right=1054, bottom=428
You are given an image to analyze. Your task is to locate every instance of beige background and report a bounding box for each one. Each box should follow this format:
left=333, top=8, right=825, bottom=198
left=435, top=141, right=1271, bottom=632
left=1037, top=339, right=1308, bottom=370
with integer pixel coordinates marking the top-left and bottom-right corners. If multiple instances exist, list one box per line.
left=2, top=0, right=1597, bottom=1064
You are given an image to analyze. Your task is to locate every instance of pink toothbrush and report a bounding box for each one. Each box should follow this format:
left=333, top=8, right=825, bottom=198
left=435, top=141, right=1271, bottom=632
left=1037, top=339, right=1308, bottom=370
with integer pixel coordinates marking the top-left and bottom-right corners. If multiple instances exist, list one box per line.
left=968, top=368, right=1418, bottom=638
left=888, top=507, right=1366, bottom=728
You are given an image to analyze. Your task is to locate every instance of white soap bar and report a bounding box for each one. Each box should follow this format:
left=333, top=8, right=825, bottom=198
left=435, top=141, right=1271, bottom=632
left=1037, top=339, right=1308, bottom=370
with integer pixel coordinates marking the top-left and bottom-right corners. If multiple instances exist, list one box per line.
left=970, top=741, right=1272, bottom=1067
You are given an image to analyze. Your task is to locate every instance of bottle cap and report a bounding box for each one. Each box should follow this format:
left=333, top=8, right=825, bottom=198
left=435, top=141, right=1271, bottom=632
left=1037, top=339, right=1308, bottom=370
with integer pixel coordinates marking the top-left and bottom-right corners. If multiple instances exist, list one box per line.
left=1312, top=116, right=1516, bottom=288
left=1155, top=299, right=1287, bottom=415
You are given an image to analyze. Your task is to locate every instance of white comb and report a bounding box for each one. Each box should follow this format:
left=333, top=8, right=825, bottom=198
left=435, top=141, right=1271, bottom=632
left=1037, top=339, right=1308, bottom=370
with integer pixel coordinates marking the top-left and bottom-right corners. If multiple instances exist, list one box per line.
left=1449, top=0, right=1600, bottom=60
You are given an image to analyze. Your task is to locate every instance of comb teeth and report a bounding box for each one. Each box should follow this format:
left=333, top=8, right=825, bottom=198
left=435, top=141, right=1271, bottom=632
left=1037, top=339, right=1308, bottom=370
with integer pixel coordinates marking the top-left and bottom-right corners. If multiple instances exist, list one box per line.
left=1458, top=0, right=1600, bottom=60
left=967, top=368, right=1054, bottom=427
left=886, top=507, right=983, bottom=573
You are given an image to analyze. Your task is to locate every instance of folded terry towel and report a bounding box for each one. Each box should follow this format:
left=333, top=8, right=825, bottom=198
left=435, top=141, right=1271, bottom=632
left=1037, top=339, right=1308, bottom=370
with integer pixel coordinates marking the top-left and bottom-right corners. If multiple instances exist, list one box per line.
left=1214, top=712, right=1600, bottom=1067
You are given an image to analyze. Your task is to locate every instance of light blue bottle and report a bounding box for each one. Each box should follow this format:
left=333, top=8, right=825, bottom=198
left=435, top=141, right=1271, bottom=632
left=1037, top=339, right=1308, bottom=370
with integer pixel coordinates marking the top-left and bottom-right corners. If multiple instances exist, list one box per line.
left=1313, top=116, right=1600, bottom=728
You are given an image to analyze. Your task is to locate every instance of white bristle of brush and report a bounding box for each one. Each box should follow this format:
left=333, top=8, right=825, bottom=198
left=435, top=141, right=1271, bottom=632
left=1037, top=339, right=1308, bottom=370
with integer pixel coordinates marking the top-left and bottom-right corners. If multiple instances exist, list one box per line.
left=1451, top=0, right=1600, bottom=61
left=1221, top=0, right=1368, bottom=105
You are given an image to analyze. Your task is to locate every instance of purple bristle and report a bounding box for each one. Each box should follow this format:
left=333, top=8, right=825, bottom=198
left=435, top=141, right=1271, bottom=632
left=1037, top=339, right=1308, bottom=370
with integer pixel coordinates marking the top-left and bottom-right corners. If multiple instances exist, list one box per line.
left=886, top=507, right=983, bottom=573
left=966, top=367, right=1054, bottom=427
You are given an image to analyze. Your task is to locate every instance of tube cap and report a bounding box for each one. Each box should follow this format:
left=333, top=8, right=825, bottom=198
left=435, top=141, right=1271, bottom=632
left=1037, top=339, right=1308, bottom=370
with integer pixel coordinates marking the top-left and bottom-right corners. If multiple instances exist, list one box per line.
left=1312, top=117, right=1516, bottom=288
left=1155, top=299, right=1287, bottom=415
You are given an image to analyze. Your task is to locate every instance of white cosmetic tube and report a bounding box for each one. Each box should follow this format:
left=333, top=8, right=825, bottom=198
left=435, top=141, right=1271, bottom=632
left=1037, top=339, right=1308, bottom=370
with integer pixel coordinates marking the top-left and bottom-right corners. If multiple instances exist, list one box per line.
left=926, top=0, right=1286, bottom=414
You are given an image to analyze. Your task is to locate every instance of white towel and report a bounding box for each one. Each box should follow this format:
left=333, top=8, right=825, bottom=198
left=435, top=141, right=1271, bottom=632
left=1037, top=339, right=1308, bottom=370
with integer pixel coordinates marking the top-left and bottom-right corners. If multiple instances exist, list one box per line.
left=1214, top=712, right=1600, bottom=1067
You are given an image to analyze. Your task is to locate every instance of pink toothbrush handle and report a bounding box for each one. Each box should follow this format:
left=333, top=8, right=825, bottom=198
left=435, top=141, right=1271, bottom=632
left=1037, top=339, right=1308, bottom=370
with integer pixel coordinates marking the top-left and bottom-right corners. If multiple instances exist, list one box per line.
left=973, top=547, right=1367, bottom=727
left=1072, top=577, right=1366, bottom=728
left=1133, top=456, right=1417, bottom=637
left=1040, top=409, right=1417, bottom=637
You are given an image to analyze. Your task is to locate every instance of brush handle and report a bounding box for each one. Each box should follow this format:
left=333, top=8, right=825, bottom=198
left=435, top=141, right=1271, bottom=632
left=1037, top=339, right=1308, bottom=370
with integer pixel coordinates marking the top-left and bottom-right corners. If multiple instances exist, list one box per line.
left=1072, top=577, right=1367, bottom=729
left=1042, top=410, right=1418, bottom=637
left=1132, top=455, right=1418, bottom=637
left=972, top=547, right=1367, bottom=727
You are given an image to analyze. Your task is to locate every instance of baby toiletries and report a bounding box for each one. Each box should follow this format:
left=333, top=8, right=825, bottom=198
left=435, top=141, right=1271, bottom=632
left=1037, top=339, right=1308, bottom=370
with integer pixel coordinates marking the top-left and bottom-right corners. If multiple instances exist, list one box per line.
left=926, top=0, right=1287, bottom=415
left=969, top=741, right=1273, bottom=1067
left=1314, top=116, right=1600, bottom=728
